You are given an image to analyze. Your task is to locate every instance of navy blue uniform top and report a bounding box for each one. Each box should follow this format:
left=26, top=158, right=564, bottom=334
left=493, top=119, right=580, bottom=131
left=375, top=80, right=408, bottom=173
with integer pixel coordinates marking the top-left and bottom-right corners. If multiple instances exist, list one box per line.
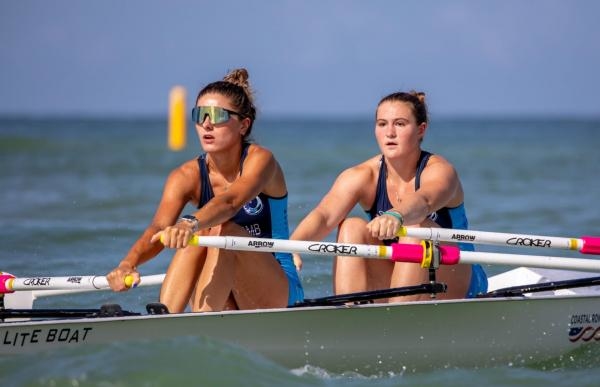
left=366, top=151, right=469, bottom=231
left=365, top=150, right=487, bottom=297
left=196, top=143, right=304, bottom=304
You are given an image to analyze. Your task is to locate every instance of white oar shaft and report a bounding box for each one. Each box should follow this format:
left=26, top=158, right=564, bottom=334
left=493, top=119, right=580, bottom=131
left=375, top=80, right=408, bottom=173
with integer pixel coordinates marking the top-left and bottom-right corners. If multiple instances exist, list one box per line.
left=398, top=227, right=600, bottom=255
left=458, top=251, right=600, bottom=272
left=7, top=275, right=109, bottom=292
left=8, top=233, right=596, bottom=295
left=32, top=274, right=166, bottom=297
left=189, top=235, right=600, bottom=272
left=1, top=274, right=165, bottom=293
left=190, top=235, right=391, bottom=259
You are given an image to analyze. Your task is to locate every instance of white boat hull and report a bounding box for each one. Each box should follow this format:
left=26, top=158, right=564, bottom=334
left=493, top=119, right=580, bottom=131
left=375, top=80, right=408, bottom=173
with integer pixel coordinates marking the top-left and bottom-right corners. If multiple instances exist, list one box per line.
left=2, top=294, right=599, bottom=372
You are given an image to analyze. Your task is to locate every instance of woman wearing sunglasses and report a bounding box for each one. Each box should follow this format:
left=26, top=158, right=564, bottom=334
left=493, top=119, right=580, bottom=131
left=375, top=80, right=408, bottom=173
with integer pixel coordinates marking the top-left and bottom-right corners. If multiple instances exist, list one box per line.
left=107, top=68, right=303, bottom=312
left=290, top=91, right=487, bottom=301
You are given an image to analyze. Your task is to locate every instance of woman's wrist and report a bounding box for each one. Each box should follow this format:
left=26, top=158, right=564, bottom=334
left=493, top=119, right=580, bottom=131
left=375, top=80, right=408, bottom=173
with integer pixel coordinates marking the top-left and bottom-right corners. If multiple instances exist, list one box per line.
left=118, top=261, right=137, bottom=271
left=383, top=210, right=404, bottom=225
left=177, top=214, right=200, bottom=233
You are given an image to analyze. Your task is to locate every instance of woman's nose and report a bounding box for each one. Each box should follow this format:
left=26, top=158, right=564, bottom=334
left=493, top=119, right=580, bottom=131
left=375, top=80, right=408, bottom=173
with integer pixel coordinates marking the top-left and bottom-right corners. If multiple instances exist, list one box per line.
left=384, top=124, right=396, bottom=137
left=200, top=114, right=213, bottom=129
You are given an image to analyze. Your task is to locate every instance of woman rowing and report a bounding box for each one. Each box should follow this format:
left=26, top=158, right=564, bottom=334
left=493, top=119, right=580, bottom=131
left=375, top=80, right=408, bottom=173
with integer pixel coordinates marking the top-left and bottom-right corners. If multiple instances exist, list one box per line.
left=291, top=91, right=487, bottom=301
left=106, top=68, right=303, bottom=312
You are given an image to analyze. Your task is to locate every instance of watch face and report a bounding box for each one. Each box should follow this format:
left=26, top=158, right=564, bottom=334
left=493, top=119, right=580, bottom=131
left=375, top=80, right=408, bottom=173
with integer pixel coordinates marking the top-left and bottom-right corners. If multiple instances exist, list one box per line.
left=180, top=215, right=199, bottom=232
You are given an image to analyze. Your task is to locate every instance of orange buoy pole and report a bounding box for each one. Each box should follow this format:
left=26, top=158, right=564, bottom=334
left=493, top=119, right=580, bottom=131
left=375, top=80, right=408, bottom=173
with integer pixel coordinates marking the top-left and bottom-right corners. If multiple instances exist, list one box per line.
left=168, top=86, right=186, bottom=151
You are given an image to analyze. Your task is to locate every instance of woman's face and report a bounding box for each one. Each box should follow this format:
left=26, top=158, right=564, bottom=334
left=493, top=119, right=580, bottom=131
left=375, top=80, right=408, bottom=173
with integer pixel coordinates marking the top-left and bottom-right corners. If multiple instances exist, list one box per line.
left=195, top=92, right=249, bottom=153
left=374, top=100, right=426, bottom=159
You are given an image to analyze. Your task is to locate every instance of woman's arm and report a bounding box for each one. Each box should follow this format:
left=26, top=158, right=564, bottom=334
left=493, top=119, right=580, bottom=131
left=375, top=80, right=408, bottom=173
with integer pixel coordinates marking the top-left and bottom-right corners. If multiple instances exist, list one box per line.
left=366, top=155, right=461, bottom=240
left=154, top=145, right=281, bottom=247
left=107, top=160, right=198, bottom=290
left=291, top=163, right=373, bottom=242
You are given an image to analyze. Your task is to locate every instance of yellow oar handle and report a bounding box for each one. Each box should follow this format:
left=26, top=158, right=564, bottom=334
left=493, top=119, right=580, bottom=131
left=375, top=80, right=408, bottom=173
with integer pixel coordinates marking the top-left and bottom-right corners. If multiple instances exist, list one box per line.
left=396, top=226, right=409, bottom=237
left=124, top=275, right=135, bottom=288
left=159, top=233, right=199, bottom=247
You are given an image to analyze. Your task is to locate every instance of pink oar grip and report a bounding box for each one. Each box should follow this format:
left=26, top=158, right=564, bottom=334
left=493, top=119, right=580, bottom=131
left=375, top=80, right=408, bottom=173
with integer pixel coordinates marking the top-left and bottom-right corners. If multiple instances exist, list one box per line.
left=438, top=245, right=460, bottom=265
left=0, top=273, right=15, bottom=294
left=390, top=243, right=425, bottom=263
left=581, top=236, right=600, bottom=255
left=390, top=243, right=461, bottom=265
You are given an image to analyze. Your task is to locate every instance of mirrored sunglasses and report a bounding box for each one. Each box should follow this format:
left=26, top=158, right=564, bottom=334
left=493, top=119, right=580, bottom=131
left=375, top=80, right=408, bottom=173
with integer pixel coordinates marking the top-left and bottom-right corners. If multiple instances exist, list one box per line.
left=191, top=106, right=243, bottom=125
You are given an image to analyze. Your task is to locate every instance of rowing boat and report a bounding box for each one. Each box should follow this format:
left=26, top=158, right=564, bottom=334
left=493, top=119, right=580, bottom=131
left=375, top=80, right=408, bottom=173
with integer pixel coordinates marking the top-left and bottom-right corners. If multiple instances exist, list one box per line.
left=2, top=269, right=600, bottom=372
left=2, top=231, right=600, bottom=372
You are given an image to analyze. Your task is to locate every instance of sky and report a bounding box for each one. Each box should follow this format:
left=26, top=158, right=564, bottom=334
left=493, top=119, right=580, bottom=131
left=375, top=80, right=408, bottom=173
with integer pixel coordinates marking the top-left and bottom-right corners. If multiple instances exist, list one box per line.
left=1, top=0, right=599, bottom=118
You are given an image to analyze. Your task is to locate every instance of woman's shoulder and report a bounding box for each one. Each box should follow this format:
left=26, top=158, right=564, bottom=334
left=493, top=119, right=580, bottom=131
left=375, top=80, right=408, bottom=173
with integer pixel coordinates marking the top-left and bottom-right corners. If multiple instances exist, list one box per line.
left=169, top=158, right=201, bottom=182
left=352, top=154, right=382, bottom=172
left=338, top=155, right=380, bottom=181
left=422, top=152, right=459, bottom=180
left=245, top=143, right=274, bottom=159
left=426, top=153, right=455, bottom=169
left=160, top=158, right=201, bottom=202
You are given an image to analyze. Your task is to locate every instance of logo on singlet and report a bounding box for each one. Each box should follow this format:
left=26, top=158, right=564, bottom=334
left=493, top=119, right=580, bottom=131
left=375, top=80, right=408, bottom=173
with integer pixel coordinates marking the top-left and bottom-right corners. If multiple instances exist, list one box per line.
left=243, top=196, right=263, bottom=216
left=428, top=212, right=438, bottom=222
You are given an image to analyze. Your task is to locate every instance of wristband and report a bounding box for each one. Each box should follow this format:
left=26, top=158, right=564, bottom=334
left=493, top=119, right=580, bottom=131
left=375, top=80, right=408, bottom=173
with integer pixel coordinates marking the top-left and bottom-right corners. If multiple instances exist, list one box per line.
left=178, top=214, right=200, bottom=233
left=383, top=210, right=404, bottom=226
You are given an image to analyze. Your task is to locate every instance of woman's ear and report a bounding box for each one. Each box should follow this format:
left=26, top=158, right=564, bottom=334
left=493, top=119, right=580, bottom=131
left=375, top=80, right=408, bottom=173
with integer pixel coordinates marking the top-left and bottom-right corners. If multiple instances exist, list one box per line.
left=418, top=122, right=427, bottom=139
left=240, top=117, right=251, bottom=136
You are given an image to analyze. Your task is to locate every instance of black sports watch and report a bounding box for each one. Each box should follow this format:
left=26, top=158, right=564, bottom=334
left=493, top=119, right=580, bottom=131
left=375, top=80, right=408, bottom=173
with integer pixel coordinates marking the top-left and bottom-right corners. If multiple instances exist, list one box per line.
left=178, top=214, right=200, bottom=233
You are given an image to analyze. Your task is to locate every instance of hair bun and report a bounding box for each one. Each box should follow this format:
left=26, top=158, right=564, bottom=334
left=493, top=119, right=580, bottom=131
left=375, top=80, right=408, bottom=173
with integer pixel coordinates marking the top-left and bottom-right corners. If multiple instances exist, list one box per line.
left=223, top=68, right=254, bottom=102
left=223, top=68, right=248, bottom=86
left=409, top=90, right=426, bottom=104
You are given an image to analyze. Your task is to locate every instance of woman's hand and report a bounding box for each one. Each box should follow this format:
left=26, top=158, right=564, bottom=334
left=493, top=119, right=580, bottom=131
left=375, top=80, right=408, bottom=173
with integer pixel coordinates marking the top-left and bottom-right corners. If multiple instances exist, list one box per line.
left=366, top=212, right=403, bottom=240
left=106, top=262, right=140, bottom=292
left=150, top=221, right=195, bottom=248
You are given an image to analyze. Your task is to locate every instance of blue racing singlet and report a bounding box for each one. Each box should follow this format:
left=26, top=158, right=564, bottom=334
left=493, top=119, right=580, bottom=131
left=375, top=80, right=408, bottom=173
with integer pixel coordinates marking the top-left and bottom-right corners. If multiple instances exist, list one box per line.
left=197, top=143, right=304, bottom=305
left=365, top=151, right=487, bottom=297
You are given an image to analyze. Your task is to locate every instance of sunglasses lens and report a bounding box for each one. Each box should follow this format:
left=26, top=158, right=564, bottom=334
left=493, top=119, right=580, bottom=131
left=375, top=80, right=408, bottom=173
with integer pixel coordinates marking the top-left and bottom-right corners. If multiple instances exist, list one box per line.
left=192, top=106, right=231, bottom=124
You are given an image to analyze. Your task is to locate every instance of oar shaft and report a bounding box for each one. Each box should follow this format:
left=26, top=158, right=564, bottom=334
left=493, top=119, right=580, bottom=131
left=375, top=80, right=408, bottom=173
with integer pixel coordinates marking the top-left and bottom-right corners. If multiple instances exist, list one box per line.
left=190, top=235, right=600, bottom=272
left=1, top=275, right=109, bottom=292
left=388, top=242, right=600, bottom=272
left=8, top=232, right=597, bottom=294
left=457, top=251, right=600, bottom=272
left=398, top=227, right=600, bottom=255
left=189, top=235, right=392, bottom=259
left=0, top=274, right=165, bottom=293
left=391, top=241, right=600, bottom=272
left=32, top=274, right=166, bottom=297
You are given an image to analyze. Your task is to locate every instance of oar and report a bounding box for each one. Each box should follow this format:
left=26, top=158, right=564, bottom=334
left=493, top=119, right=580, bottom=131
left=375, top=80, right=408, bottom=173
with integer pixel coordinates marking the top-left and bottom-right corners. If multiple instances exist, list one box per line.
left=7, top=231, right=598, bottom=295
left=1, top=273, right=165, bottom=310
left=180, top=235, right=600, bottom=272
left=0, top=273, right=165, bottom=293
left=397, top=226, right=600, bottom=255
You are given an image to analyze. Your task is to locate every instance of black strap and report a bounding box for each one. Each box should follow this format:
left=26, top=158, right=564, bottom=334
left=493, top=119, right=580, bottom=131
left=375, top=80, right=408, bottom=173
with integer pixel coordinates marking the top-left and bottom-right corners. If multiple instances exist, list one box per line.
left=0, top=304, right=140, bottom=321
left=290, top=282, right=447, bottom=307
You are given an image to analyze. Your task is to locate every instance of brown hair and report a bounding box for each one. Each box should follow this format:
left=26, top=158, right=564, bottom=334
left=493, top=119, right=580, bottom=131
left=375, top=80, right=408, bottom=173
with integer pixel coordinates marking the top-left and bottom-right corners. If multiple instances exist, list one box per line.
left=377, top=91, right=428, bottom=125
left=196, top=68, right=257, bottom=141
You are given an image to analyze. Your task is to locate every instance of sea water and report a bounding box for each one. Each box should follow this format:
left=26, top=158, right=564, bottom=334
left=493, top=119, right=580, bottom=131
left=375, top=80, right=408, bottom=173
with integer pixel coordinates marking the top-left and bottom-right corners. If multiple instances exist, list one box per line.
left=0, top=116, right=599, bottom=386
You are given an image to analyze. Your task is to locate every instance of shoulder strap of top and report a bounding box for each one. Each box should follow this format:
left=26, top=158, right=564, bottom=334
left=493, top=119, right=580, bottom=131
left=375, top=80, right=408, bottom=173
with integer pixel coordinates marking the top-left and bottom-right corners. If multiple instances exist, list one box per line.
left=197, top=154, right=214, bottom=208
left=365, top=155, right=388, bottom=216
left=415, top=150, right=433, bottom=190
left=239, top=142, right=250, bottom=174
left=378, top=155, right=387, bottom=193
